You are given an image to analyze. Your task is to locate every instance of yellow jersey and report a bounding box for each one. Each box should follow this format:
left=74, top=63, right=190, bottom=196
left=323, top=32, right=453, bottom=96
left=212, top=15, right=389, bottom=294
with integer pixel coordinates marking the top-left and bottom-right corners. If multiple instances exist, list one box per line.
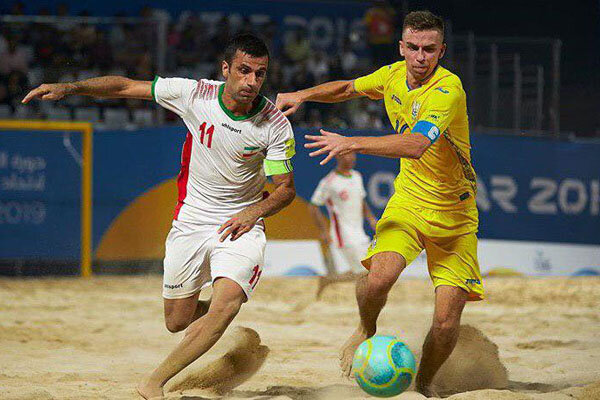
left=354, top=61, right=477, bottom=210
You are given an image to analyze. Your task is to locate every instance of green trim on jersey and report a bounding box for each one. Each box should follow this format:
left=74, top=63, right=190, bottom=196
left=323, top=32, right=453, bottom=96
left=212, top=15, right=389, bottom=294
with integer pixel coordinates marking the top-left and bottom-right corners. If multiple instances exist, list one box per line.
left=151, top=75, right=159, bottom=101
left=218, top=84, right=266, bottom=121
left=264, top=159, right=293, bottom=176
left=335, top=170, right=353, bottom=178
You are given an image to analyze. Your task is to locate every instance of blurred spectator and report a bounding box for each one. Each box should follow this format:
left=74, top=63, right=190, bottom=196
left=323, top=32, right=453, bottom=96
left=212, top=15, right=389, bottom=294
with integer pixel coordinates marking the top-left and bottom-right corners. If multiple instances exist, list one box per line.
left=56, top=3, right=78, bottom=32
left=307, top=109, right=323, bottom=127
left=284, top=30, right=310, bottom=63
left=0, top=71, right=28, bottom=110
left=307, top=51, right=330, bottom=83
left=364, top=0, right=397, bottom=65
left=0, top=39, right=29, bottom=75
left=341, top=41, right=359, bottom=75
left=324, top=104, right=350, bottom=129
left=0, top=6, right=379, bottom=130
left=9, top=1, right=25, bottom=15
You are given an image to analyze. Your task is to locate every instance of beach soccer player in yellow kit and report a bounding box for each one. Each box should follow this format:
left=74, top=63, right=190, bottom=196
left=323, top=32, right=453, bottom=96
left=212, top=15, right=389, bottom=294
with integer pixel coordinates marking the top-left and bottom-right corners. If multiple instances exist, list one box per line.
left=276, top=10, right=483, bottom=396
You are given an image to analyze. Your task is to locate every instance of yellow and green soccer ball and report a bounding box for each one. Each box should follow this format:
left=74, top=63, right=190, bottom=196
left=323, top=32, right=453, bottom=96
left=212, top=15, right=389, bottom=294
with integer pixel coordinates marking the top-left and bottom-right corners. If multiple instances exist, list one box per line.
left=353, top=335, right=416, bottom=397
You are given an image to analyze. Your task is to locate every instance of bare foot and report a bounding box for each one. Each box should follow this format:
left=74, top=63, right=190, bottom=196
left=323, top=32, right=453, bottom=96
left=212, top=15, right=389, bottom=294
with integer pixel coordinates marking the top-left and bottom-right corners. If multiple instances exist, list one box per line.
left=338, top=327, right=370, bottom=378
left=136, top=375, right=164, bottom=400
left=415, top=379, right=440, bottom=398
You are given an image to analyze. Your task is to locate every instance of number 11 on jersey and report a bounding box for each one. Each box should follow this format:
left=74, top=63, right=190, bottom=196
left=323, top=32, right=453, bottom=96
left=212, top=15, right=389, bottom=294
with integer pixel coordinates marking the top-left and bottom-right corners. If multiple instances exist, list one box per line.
left=199, top=122, right=214, bottom=148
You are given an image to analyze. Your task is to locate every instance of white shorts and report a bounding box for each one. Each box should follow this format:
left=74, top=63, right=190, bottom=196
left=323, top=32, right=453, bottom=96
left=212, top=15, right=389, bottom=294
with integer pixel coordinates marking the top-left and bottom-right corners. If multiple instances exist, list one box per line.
left=332, top=240, right=370, bottom=274
left=162, top=220, right=266, bottom=300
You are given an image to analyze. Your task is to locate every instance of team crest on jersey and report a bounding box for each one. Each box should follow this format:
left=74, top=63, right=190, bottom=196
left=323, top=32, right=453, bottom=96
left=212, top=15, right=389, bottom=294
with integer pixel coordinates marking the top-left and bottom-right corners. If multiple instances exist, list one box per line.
left=411, top=101, right=421, bottom=120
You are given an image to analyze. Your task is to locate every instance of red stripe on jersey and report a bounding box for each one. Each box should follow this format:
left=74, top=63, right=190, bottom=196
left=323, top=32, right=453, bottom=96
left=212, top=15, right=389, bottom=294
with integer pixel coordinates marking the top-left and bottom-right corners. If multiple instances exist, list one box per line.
left=195, top=80, right=205, bottom=97
left=271, top=114, right=285, bottom=126
left=174, top=132, right=193, bottom=220
left=268, top=106, right=286, bottom=121
left=262, top=104, right=278, bottom=119
left=327, top=199, right=344, bottom=247
left=273, top=119, right=287, bottom=131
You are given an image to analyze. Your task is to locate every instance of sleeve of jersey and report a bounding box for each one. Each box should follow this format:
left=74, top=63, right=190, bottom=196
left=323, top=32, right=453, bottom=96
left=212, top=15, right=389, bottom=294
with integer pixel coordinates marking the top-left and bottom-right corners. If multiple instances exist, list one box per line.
left=412, top=87, right=461, bottom=144
left=353, top=65, right=389, bottom=100
left=310, top=178, right=329, bottom=206
left=151, top=76, right=198, bottom=117
left=263, top=118, right=295, bottom=176
left=265, top=118, right=296, bottom=161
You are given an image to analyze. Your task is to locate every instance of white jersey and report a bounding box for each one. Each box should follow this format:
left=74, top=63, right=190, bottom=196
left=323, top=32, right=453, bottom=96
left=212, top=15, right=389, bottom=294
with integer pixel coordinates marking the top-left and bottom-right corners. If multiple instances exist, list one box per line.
left=311, top=170, right=370, bottom=247
left=153, top=77, right=295, bottom=226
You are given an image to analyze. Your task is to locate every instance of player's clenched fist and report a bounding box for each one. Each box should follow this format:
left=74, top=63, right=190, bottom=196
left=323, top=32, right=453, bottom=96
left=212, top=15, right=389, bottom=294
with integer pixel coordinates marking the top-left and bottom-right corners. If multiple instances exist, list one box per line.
left=22, top=83, right=76, bottom=104
left=218, top=208, right=260, bottom=242
left=275, top=92, right=304, bottom=117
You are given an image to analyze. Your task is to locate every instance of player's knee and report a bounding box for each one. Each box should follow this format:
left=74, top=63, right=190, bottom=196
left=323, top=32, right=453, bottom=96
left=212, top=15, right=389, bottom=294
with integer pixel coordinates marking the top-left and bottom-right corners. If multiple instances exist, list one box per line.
left=432, top=314, right=460, bottom=341
left=367, top=270, right=396, bottom=295
left=367, top=264, right=401, bottom=294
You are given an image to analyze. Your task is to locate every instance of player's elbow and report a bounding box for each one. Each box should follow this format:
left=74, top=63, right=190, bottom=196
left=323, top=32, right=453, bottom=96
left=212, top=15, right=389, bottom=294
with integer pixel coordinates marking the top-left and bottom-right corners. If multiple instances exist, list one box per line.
left=343, top=80, right=357, bottom=97
left=406, top=139, right=430, bottom=159
left=410, top=146, right=428, bottom=159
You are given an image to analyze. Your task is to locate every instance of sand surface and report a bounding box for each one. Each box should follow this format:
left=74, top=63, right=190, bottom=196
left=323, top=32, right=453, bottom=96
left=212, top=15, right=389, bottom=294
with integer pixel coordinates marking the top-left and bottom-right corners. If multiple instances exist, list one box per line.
left=0, top=275, right=599, bottom=399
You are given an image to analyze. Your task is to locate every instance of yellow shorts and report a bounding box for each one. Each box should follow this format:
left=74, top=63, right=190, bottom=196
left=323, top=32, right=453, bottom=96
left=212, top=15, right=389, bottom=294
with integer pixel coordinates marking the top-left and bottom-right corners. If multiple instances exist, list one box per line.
left=362, top=197, right=484, bottom=301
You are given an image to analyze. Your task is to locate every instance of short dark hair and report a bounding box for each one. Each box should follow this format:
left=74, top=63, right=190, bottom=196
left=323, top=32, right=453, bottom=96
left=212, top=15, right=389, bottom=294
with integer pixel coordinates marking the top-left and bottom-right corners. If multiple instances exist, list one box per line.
left=223, top=33, right=270, bottom=64
left=403, top=11, right=445, bottom=40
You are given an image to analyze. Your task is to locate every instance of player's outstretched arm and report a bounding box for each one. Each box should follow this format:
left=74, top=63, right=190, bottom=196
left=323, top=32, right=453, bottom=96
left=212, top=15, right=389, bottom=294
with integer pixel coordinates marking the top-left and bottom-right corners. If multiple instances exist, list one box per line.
left=218, top=172, right=296, bottom=242
left=276, top=80, right=362, bottom=116
left=305, top=129, right=431, bottom=165
left=22, top=76, right=153, bottom=104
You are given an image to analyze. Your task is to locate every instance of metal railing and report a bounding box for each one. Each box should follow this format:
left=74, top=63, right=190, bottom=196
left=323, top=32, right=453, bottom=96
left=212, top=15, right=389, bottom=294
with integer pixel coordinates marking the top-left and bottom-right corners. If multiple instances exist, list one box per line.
left=445, top=26, right=561, bottom=136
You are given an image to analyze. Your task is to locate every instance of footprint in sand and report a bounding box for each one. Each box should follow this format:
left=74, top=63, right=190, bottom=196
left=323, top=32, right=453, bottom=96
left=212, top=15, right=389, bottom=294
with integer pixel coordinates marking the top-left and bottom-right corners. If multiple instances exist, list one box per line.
left=168, top=326, right=269, bottom=395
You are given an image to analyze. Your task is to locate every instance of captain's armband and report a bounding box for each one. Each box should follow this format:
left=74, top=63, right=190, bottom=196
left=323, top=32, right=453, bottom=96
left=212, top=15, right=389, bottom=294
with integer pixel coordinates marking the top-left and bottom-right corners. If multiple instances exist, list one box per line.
left=264, top=159, right=293, bottom=176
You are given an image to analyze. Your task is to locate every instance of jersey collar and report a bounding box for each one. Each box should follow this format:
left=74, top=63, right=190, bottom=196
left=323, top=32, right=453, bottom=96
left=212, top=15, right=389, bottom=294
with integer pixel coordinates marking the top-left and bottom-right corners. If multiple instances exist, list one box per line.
left=406, top=64, right=440, bottom=91
left=218, top=83, right=267, bottom=121
left=335, top=170, right=353, bottom=178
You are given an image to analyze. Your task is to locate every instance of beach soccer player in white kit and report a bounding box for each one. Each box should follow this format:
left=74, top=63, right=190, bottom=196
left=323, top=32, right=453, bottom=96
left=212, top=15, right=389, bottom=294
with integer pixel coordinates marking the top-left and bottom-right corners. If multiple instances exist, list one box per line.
left=22, top=34, right=296, bottom=399
left=309, top=152, right=377, bottom=298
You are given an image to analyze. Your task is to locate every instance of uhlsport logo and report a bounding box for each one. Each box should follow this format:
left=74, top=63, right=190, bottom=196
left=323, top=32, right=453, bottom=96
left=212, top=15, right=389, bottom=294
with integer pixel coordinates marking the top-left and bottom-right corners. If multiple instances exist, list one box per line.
left=164, top=283, right=184, bottom=289
left=391, top=94, right=402, bottom=105
left=221, top=122, right=242, bottom=134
